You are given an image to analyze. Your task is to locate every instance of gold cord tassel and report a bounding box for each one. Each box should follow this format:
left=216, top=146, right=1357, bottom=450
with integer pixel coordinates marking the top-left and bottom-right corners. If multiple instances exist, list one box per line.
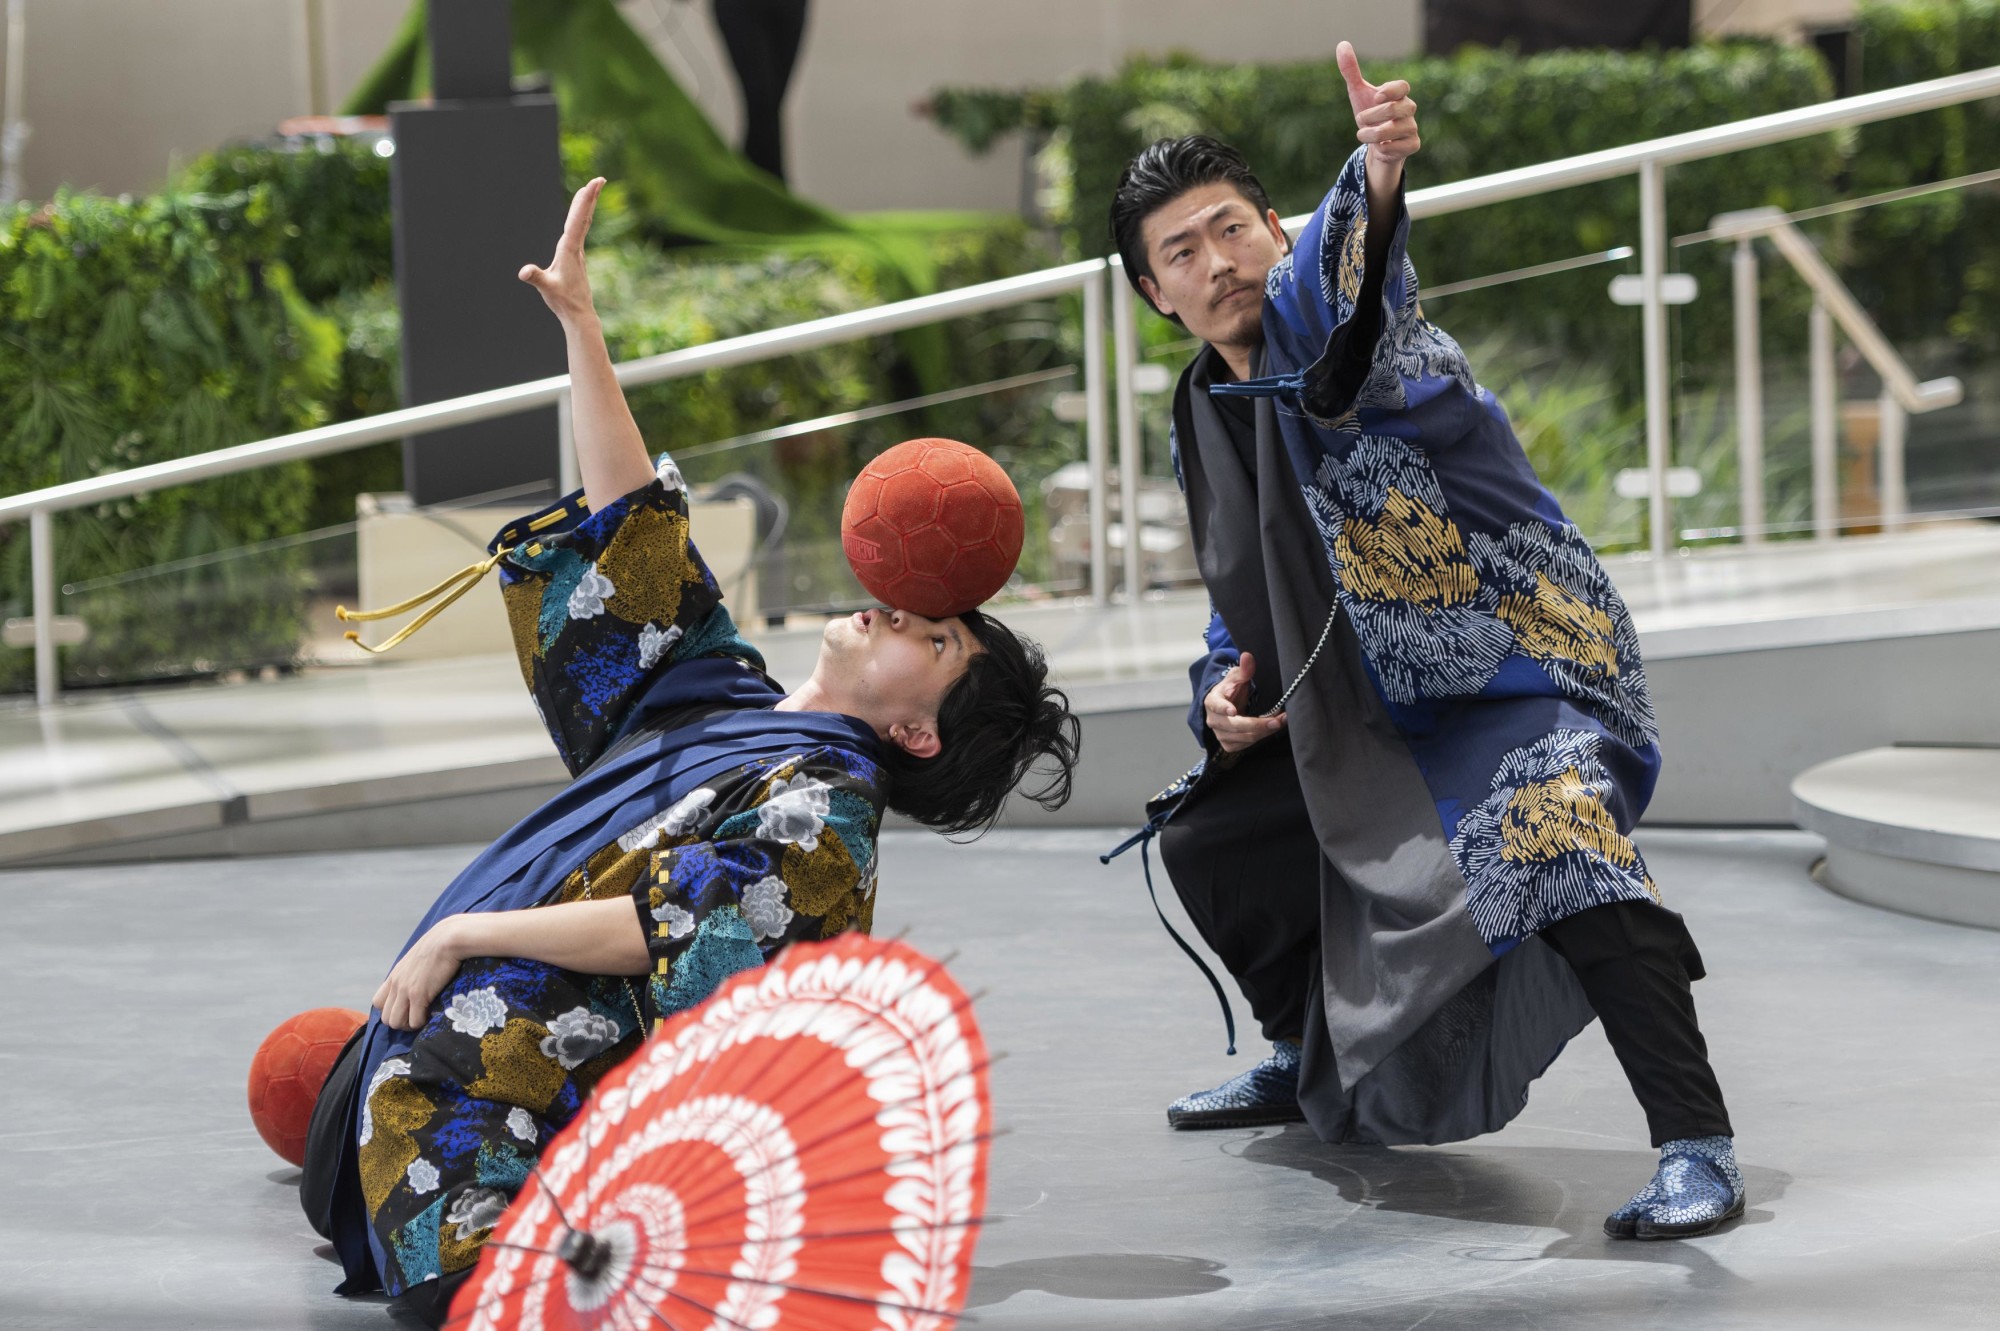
left=335, top=548, right=511, bottom=655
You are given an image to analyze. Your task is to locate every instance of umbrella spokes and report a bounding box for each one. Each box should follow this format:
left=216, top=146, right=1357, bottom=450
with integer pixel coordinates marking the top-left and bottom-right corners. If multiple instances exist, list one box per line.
left=450, top=934, right=992, bottom=1331
left=665, top=1056, right=1000, bottom=1234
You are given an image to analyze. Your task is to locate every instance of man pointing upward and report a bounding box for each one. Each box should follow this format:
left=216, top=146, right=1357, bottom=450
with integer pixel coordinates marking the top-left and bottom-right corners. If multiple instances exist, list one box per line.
left=1109, top=41, right=1745, bottom=1240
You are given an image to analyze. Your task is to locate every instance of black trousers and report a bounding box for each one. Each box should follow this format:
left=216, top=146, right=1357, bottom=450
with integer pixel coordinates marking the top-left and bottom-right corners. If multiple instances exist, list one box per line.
left=713, top=0, right=810, bottom=182
left=1158, top=734, right=1733, bottom=1147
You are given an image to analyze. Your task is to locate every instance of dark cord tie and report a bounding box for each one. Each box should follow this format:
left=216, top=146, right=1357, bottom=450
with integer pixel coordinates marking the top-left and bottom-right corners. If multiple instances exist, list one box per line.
left=1102, top=819, right=1238, bottom=1057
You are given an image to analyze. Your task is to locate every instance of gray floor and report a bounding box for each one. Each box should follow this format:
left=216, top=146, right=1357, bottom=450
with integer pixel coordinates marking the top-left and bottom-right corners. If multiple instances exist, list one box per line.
left=3, top=828, right=1997, bottom=1329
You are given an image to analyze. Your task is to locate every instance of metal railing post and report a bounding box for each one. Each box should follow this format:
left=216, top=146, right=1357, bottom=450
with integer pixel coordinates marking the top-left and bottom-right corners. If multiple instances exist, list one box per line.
left=1731, top=237, right=1765, bottom=546
left=1109, top=259, right=1143, bottom=600
left=1638, top=159, right=1673, bottom=558
left=1878, top=388, right=1907, bottom=532
left=30, top=507, right=55, bottom=706
left=557, top=389, right=579, bottom=496
left=1809, top=298, right=1838, bottom=541
left=1082, top=269, right=1110, bottom=606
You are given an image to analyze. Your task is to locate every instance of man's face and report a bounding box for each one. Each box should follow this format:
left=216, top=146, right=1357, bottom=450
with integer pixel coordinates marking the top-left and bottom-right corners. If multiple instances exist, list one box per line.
left=816, top=607, right=980, bottom=755
left=1136, top=182, right=1290, bottom=357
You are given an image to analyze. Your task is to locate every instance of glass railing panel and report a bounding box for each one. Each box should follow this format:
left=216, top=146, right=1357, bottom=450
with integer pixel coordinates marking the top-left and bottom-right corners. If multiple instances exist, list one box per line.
left=1668, top=172, right=2000, bottom=544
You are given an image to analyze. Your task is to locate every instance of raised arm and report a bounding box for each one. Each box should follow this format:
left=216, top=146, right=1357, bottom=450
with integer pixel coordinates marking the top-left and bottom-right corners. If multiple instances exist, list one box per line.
left=519, top=178, right=658, bottom=512
left=1338, top=42, right=1419, bottom=280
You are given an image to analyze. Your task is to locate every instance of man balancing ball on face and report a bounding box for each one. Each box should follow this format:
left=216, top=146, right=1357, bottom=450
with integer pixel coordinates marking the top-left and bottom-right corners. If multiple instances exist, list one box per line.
left=298, top=177, right=1081, bottom=1323
left=1111, top=43, right=1744, bottom=1239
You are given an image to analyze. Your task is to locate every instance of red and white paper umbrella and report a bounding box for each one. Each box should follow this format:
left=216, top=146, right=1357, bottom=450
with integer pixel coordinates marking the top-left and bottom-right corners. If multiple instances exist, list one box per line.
left=448, top=934, right=990, bottom=1331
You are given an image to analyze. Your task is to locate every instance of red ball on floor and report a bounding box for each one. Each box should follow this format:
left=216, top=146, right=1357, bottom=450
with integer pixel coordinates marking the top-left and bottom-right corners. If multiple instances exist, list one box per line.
left=841, top=438, right=1024, bottom=619
left=248, top=1006, right=365, bottom=1167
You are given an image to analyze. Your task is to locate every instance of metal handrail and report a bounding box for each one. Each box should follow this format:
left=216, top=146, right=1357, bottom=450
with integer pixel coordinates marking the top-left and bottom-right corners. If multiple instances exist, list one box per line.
left=9, top=65, right=2000, bottom=705
left=1712, top=207, right=1963, bottom=543
left=1251, top=64, right=2000, bottom=560
left=2, top=258, right=1109, bottom=703
left=1279, top=65, right=2000, bottom=231
left=1713, top=208, right=1963, bottom=416
left=0, top=258, right=1106, bottom=523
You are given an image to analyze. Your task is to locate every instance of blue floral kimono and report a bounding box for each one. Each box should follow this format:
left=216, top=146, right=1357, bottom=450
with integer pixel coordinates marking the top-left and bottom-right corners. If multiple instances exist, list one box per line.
left=318, top=457, right=886, bottom=1297
left=1165, top=146, right=1664, bottom=1144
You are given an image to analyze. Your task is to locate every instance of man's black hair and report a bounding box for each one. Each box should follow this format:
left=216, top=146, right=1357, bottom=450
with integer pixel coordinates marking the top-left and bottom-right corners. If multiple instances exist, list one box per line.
left=1110, top=135, right=1277, bottom=321
left=880, top=609, right=1081, bottom=837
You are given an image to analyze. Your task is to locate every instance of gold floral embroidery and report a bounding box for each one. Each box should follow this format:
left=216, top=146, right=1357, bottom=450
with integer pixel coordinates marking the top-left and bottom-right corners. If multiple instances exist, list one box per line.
left=465, top=1018, right=567, bottom=1115
left=555, top=842, right=651, bottom=906
left=1498, top=767, right=1640, bottom=869
left=1497, top=572, right=1620, bottom=676
left=358, top=1077, right=432, bottom=1215
left=781, top=835, right=861, bottom=922
left=1335, top=487, right=1479, bottom=608
left=596, top=504, right=701, bottom=625
left=1338, top=216, right=1369, bottom=305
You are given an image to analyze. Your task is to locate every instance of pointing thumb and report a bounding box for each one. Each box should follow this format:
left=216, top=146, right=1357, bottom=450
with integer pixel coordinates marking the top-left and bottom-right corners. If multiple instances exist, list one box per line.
left=1336, top=41, right=1369, bottom=96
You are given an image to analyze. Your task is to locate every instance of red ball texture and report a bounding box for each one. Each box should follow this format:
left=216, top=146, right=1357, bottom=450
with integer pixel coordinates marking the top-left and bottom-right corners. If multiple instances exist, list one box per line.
left=248, top=1006, right=366, bottom=1167
left=841, top=438, right=1024, bottom=618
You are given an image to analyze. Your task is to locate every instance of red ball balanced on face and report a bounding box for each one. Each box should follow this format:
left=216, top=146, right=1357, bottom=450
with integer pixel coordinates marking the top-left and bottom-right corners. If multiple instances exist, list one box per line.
left=247, top=1006, right=366, bottom=1167
left=840, top=438, right=1025, bottom=618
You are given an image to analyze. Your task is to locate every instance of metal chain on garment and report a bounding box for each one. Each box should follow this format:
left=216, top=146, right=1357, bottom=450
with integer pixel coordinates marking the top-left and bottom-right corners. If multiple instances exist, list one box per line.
left=1257, top=602, right=1341, bottom=718
left=580, top=863, right=652, bottom=1038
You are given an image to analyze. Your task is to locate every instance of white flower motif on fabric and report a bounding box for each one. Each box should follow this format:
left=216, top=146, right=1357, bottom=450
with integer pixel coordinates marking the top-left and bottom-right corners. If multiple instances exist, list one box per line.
left=655, top=456, right=686, bottom=492
left=618, top=787, right=715, bottom=852
left=1464, top=520, right=1659, bottom=750
left=567, top=565, right=615, bottom=620
left=506, top=1107, right=538, bottom=1142
left=637, top=621, right=683, bottom=670
left=444, top=985, right=508, bottom=1038
left=357, top=1055, right=410, bottom=1147
left=1448, top=729, right=1656, bottom=945
left=447, top=1186, right=511, bottom=1241
left=540, top=1007, right=624, bottom=1070
left=755, top=773, right=832, bottom=851
left=406, top=1158, right=441, bottom=1195
left=739, top=876, right=794, bottom=942
left=651, top=900, right=696, bottom=939
left=1300, top=435, right=1513, bottom=705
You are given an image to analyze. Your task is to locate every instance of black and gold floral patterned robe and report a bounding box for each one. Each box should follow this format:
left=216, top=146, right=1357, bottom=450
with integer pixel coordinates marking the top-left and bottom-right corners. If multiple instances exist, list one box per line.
left=321, top=457, right=888, bottom=1298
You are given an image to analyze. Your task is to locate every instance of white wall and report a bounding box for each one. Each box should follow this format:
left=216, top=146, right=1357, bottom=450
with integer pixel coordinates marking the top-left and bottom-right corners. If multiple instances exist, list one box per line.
left=4, top=0, right=1415, bottom=211
left=1694, top=0, right=1858, bottom=42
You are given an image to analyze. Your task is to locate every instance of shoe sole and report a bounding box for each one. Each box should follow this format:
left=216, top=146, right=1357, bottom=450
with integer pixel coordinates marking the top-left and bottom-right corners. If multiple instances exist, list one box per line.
left=1167, top=1104, right=1306, bottom=1130
left=1609, top=1195, right=1746, bottom=1241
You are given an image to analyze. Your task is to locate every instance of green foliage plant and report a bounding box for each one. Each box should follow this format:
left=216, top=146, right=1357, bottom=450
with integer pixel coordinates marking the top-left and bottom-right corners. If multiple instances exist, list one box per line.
left=931, top=41, right=1838, bottom=387
left=0, top=188, right=340, bottom=691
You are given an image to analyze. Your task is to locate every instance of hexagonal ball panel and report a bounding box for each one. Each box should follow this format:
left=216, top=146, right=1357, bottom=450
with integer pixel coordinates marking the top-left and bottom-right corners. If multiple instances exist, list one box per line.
left=937, top=480, right=1001, bottom=544
left=917, top=445, right=974, bottom=485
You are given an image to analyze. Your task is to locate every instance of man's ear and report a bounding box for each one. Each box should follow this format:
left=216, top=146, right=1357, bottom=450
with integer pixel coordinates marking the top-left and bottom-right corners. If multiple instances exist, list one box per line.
left=1265, top=208, right=1291, bottom=255
left=888, top=720, right=942, bottom=761
left=1137, top=273, right=1175, bottom=319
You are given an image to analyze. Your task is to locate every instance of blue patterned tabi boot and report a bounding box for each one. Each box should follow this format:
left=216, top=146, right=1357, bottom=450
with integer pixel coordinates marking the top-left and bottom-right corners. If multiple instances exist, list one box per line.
left=1604, top=1136, right=1746, bottom=1239
left=1166, top=1041, right=1305, bottom=1130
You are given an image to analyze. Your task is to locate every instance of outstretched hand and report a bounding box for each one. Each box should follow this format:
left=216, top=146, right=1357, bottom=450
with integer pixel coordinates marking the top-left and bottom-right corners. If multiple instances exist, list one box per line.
left=1204, top=651, right=1286, bottom=754
left=1337, top=40, right=1420, bottom=168
left=519, top=177, right=606, bottom=328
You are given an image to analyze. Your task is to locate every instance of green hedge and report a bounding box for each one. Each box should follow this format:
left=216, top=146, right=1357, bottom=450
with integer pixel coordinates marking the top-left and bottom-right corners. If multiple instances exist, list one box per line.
left=0, top=188, right=337, bottom=690
left=0, top=132, right=1067, bottom=690
left=931, top=40, right=1839, bottom=378
left=931, top=11, right=2000, bottom=538
left=1846, top=0, right=2000, bottom=351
